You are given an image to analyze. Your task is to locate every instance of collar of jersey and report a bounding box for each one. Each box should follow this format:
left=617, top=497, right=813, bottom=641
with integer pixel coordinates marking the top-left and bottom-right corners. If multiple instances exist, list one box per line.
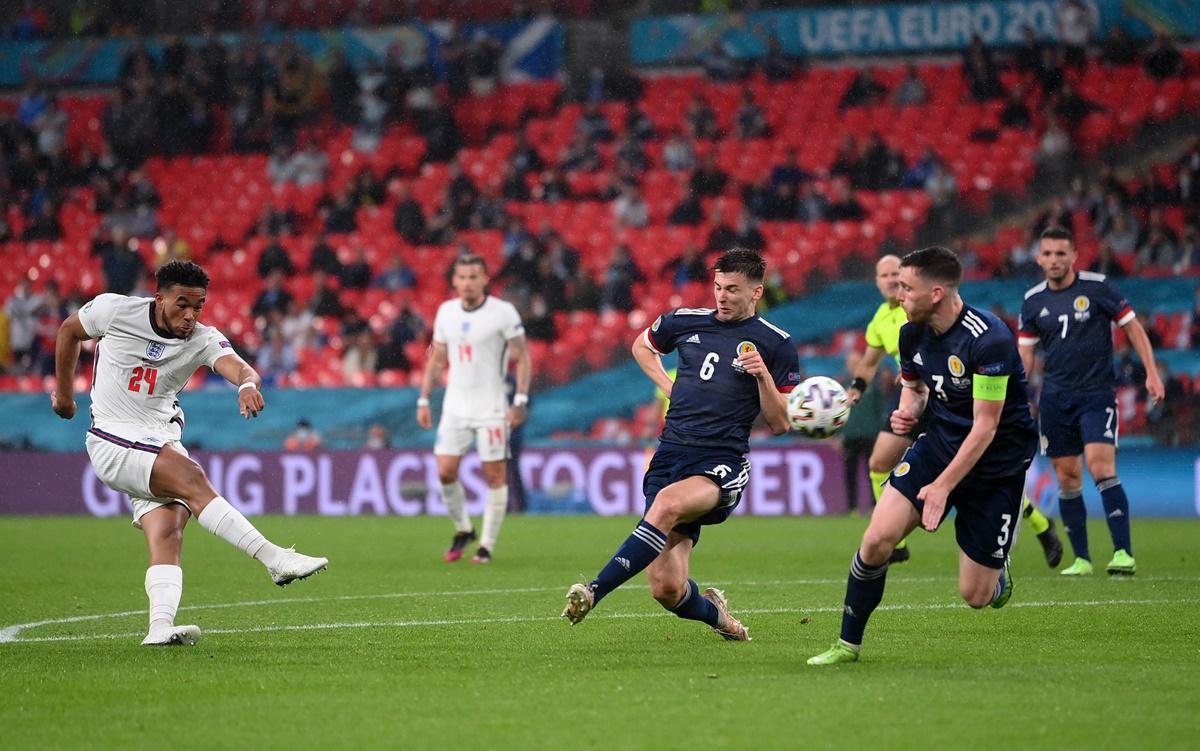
left=148, top=302, right=185, bottom=340
left=459, top=294, right=488, bottom=313
left=711, top=311, right=757, bottom=327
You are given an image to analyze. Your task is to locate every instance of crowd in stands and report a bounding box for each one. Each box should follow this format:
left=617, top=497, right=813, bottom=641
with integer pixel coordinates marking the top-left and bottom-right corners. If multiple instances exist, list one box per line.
left=1, top=14, right=1198, bottom=434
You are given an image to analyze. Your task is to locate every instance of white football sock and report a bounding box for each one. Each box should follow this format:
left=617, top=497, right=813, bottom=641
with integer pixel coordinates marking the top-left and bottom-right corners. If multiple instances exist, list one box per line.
left=441, top=481, right=473, bottom=533
left=197, top=496, right=282, bottom=568
left=145, top=564, right=182, bottom=631
left=480, top=485, right=508, bottom=551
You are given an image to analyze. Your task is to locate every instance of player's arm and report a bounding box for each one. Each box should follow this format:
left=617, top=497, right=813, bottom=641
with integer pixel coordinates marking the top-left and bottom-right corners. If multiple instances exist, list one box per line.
left=737, top=344, right=791, bottom=435
left=213, top=353, right=265, bottom=419
left=417, top=340, right=448, bottom=430
left=1120, top=315, right=1165, bottom=403
left=891, top=371, right=928, bottom=435
left=506, top=334, right=532, bottom=428
left=918, top=378, right=1006, bottom=532
left=632, top=328, right=675, bottom=397
left=847, top=344, right=885, bottom=405
left=51, top=313, right=91, bottom=419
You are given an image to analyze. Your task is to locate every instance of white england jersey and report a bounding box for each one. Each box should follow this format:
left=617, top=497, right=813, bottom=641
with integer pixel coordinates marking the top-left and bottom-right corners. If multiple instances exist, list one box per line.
left=79, top=293, right=232, bottom=431
left=433, top=295, right=524, bottom=420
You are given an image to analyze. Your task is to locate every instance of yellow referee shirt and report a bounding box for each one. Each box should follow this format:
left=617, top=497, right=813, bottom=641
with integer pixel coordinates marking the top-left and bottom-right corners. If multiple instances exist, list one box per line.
left=864, top=301, right=908, bottom=366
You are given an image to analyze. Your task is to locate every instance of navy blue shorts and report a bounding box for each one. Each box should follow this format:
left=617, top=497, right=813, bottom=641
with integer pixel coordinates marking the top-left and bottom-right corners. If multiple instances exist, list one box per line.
left=643, top=442, right=749, bottom=545
left=888, top=437, right=1024, bottom=569
left=1038, top=388, right=1118, bottom=458
left=882, top=387, right=932, bottom=438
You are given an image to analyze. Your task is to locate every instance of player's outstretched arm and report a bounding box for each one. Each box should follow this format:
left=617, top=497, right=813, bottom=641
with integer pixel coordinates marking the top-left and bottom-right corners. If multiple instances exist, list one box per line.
left=919, top=396, right=1003, bottom=531
left=507, top=334, right=532, bottom=428
left=214, top=354, right=265, bottom=419
left=51, top=313, right=91, bottom=419
left=632, top=329, right=674, bottom=398
left=417, top=340, right=448, bottom=430
left=848, top=345, right=886, bottom=405
left=1121, top=316, right=1165, bottom=403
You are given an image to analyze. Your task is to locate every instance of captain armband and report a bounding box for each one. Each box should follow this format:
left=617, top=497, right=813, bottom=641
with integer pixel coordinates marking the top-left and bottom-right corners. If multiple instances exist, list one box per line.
left=973, top=374, right=1009, bottom=401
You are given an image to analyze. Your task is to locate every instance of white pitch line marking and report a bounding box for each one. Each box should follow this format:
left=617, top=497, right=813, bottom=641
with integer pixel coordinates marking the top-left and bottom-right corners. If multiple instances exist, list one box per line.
left=4, top=597, right=1195, bottom=645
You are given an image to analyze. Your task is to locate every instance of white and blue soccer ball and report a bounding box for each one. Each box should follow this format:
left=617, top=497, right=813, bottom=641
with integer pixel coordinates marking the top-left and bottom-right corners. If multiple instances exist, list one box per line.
left=787, top=376, right=851, bottom=438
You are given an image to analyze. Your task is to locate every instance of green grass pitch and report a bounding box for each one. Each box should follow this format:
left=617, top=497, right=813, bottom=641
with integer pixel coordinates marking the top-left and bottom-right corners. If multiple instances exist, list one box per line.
left=2, top=514, right=1197, bottom=750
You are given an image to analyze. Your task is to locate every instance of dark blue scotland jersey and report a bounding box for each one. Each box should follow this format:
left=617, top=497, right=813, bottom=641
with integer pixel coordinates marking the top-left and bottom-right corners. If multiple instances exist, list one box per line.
left=646, top=307, right=801, bottom=455
left=898, top=305, right=1037, bottom=480
left=1018, top=271, right=1134, bottom=394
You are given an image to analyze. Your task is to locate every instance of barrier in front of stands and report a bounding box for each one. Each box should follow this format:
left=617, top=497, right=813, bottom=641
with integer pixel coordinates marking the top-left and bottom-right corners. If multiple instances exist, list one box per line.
left=0, top=19, right=564, bottom=88
left=631, top=0, right=1196, bottom=65
left=1, top=444, right=1196, bottom=517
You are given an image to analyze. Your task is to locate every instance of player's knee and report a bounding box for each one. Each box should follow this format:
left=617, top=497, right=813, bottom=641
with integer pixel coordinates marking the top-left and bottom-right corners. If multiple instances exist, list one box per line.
left=959, top=582, right=992, bottom=609
left=860, top=527, right=895, bottom=564
left=649, top=577, right=685, bottom=608
left=1088, top=462, right=1116, bottom=481
left=867, top=455, right=893, bottom=474
left=437, top=470, right=458, bottom=485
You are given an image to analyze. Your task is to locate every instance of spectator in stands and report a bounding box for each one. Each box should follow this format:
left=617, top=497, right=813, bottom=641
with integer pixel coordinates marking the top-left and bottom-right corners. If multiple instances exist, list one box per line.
left=1052, top=82, right=1103, bottom=126
left=531, top=256, right=567, bottom=313
left=668, top=184, right=704, bottom=226
left=342, top=329, right=379, bottom=379
left=924, top=160, right=958, bottom=234
left=963, top=36, right=1005, bottom=101
left=734, top=89, right=768, bottom=140
left=1144, top=33, right=1183, bottom=80
left=770, top=147, right=812, bottom=193
left=1036, top=114, right=1072, bottom=177
left=372, top=255, right=417, bottom=292
left=327, top=50, right=360, bottom=124
left=560, top=132, right=601, bottom=173
left=340, top=247, right=372, bottom=290
left=102, top=238, right=145, bottom=295
left=601, top=243, right=645, bottom=312
left=614, top=184, right=649, bottom=228
left=764, top=182, right=799, bottom=221
left=892, top=63, right=928, bottom=106
left=662, top=130, right=697, bottom=173
left=500, top=163, right=531, bottom=201
left=1136, top=223, right=1180, bottom=272
left=309, top=232, right=342, bottom=276
left=468, top=31, right=503, bottom=95
left=701, top=39, right=739, bottom=82
left=615, top=132, right=650, bottom=173
left=1179, top=140, right=1200, bottom=205
left=153, top=228, right=191, bottom=268
left=307, top=269, right=345, bottom=318
left=732, top=209, right=766, bottom=251
left=391, top=182, right=426, bottom=244
left=1101, top=26, right=1140, bottom=67
left=509, top=130, right=545, bottom=176
left=16, top=81, right=49, bottom=130
left=860, top=132, right=904, bottom=190
left=498, top=239, right=540, bottom=300
left=826, top=182, right=867, bottom=222
left=577, top=102, right=614, bottom=143
left=662, top=244, right=708, bottom=289
left=1102, top=212, right=1140, bottom=256
left=567, top=266, right=602, bottom=312
left=625, top=104, right=655, bottom=143
left=256, top=328, right=298, bottom=386
left=1000, top=86, right=1033, bottom=129
left=377, top=305, right=424, bottom=371
left=230, top=82, right=268, bottom=153
left=1134, top=172, right=1180, bottom=210
left=1089, top=242, right=1128, bottom=278
left=545, top=233, right=581, bottom=281
left=1057, top=0, right=1096, bottom=69
left=257, top=232, right=295, bottom=277
left=690, top=151, right=728, bottom=197
left=684, top=94, right=717, bottom=140
left=365, top=424, right=391, bottom=450
left=1175, top=225, right=1199, bottom=272
left=31, top=93, right=66, bottom=157
left=353, top=61, right=388, bottom=153
left=796, top=182, right=829, bottom=224
left=502, top=218, right=531, bottom=258
left=523, top=293, right=557, bottom=342
left=5, top=279, right=42, bottom=374
left=538, top=168, right=572, bottom=203
left=22, top=201, right=61, bottom=241
left=323, top=188, right=359, bottom=234
left=839, top=68, right=886, bottom=109
left=761, top=34, right=803, bottom=82
left=284, top=419, right=321, bottom=450
left=705, top=205, right=737, bottom=252
left=471, top=182, right=508, bottom=230
left=252, top=269, right=294, bottom=318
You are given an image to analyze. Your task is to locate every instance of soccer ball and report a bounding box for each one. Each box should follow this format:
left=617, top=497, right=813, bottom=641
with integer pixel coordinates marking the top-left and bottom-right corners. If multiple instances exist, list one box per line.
left=787, top=376, right=851, bottom=438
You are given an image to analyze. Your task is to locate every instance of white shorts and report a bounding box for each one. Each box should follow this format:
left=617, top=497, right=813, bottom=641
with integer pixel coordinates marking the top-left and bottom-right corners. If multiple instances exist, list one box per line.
left=85, top=424, right=189, bottom=528
left=434, top=414, right=509, bottom=462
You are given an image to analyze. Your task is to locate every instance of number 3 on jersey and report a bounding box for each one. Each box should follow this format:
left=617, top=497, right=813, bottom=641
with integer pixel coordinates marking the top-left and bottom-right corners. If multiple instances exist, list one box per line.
left=128, top=366, right=158, bottom=395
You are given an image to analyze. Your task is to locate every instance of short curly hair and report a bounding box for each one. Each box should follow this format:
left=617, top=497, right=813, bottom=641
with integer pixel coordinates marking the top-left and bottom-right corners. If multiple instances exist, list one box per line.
left=156, top=261, right=210, bottom=291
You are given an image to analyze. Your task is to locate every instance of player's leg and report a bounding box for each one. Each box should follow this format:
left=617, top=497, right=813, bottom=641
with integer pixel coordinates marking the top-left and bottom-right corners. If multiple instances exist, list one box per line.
left=809, top=483, right=920, bottom=665
left=645, top=530, right=749, bottom=640
left=957, top=551, right=1008, bottom=609
left=867, top=431, right=914, bottom=561
left=1051, top=454, right=1092, bottom=575
left=1022, top=492, right=1063, bottom=568
left=563, top=469, right=721, bottom=625
left=435, top=415, right=476, bottom=559
left=1083, top=442, right=1135, bottom=575
left=473, top=458, right=508, bottom=563
left=952, top=474, right=1023, bottom=609
left=471, top=422, right=510, bottom=562
left=138, top=503, right=201, bottom=646
left=149, top=444, right=327, bottom=585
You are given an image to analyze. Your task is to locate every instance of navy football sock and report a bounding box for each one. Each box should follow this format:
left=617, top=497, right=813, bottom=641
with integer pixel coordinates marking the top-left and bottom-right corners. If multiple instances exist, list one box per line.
left=991, top=567, right=1007, bottom=604
left=839, top=551, right=889, bottom=646
left=1059, top=488, right=1090, bottom=561
left=1097, top=477, right=1132, bottom=555
left=590, top=520, right=667, bottom=604
left=667, top=578, right=720, bottom=627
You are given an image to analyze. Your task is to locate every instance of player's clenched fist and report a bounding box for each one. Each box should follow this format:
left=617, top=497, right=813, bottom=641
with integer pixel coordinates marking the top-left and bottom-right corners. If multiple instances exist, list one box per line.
left=416, top=404, right=432, bottom=430
left=238, top=387, right=265, bottom=419
left=51, top=390, right=76, bottom=419
left=889, top=408, right=917, bottom=435
left=736, top=350, right=768, bottom=378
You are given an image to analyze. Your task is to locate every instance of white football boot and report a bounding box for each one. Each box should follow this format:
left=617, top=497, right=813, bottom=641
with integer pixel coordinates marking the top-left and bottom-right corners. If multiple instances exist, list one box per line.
left=141, top=624, right=202, bottom=646
left=268, top=547, right=329, bottom=586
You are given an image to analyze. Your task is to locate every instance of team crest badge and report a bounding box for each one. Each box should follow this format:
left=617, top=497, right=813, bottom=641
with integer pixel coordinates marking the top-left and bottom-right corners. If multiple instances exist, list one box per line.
left=894, top=462, right=911, bottom=477
left=1073, top=296, right=1091, bottom=322
left=731, top=341, right=757, bottom=373
left=947, top=355, right=965, bottom=378
left=145, top=341, right=166, bottom=360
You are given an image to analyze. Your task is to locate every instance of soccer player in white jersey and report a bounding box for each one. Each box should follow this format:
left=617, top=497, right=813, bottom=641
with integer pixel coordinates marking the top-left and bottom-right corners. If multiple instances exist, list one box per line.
left=51, top=261, right=328, bottom=647
left=416, top=254, right=531, bottom=564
